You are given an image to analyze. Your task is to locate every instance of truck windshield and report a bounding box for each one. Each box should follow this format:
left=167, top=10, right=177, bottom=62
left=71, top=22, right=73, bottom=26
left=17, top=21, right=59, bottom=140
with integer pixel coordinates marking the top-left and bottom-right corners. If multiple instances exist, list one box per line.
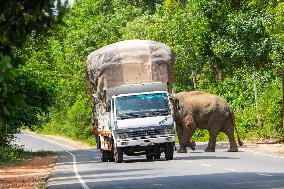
left=115, top=93, right=170, bottom=118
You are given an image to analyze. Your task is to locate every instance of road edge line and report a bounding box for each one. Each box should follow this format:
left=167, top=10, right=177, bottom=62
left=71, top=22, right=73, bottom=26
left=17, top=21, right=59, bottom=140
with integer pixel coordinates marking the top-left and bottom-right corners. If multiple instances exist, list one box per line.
left=66, top=151, right=90, bottom=189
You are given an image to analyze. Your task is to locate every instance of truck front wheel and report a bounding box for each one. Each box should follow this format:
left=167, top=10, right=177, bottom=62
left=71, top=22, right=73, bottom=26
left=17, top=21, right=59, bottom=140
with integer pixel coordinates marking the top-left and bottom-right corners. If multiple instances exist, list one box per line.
left=146, top=154, right=154, bottom=160
left=165, top=144, right=174, bottom=160
left=154, top=148, right=161, bottom=159
left=114, top=147, right=123, bottom=163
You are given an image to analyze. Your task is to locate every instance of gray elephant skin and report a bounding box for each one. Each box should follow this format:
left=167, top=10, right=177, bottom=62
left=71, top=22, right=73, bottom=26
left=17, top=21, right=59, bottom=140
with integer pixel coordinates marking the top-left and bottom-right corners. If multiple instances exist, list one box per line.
left=172, top=91, right=243, bottom=153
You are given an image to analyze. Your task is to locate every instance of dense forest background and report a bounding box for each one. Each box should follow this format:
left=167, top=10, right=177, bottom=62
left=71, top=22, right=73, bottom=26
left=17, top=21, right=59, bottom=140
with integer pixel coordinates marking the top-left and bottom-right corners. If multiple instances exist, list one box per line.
left=1, top=0, right=284, bottom=151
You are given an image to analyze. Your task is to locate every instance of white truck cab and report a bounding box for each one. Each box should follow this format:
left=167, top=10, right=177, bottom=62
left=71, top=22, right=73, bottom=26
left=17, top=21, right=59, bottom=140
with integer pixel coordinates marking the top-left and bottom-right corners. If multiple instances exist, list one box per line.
left=97, top=83, right=175, bottom=163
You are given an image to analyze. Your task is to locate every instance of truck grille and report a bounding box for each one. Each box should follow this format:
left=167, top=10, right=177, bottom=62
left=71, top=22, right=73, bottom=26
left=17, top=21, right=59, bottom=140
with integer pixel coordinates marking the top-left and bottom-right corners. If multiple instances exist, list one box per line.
left=129, top=129, right=161, bottom=138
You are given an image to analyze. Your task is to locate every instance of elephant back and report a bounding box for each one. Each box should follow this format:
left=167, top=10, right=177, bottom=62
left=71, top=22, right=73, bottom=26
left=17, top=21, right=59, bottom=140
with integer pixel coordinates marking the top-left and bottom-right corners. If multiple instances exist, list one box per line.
left=175, top=91, right=231, bottom=126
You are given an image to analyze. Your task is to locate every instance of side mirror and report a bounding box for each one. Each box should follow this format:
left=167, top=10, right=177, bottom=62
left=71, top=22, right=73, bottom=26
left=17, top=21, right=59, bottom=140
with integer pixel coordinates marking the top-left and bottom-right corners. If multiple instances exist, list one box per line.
left=106, top=100, right=111, bottom=112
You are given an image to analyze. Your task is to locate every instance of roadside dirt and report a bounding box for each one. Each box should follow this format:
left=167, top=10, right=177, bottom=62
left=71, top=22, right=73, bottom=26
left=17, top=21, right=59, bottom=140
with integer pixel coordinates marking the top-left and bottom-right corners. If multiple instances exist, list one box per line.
left=0, top=155, right=57, bottom=189
left=243, top=140, right=284, bottom=155
left=0, top=132, right=92, bottom=189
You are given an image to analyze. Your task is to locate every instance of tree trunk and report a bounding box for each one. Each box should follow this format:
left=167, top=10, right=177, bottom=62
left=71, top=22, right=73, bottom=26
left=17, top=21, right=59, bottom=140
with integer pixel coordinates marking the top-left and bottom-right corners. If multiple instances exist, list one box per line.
left=212, top=66, right=224, bottom=81
left=253, top=73, right=262, bottom=128
left=281, top=69, right=284, bottom=135
left=192, top=71, right=197, bottom=90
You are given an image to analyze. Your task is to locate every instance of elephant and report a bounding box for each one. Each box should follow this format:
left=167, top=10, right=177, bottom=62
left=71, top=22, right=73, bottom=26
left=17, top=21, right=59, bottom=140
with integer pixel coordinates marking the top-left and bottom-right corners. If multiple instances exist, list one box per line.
left=171, top=91, right=243, bottom=153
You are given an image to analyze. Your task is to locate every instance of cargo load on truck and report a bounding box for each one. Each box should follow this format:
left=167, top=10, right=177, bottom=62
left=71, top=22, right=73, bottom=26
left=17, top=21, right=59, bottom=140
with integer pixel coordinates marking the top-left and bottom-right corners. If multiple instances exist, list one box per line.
left=86, top=40, right=175, bottom=93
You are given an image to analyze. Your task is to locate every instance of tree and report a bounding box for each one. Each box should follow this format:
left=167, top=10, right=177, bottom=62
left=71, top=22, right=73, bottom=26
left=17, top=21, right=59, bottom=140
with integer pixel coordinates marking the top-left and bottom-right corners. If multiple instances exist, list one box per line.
left=0, top=0, right=66, bottom=145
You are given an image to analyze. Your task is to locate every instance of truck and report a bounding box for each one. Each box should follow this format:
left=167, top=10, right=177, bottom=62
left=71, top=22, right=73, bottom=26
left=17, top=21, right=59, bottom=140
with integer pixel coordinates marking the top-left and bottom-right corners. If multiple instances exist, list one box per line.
left=86, top=40, right=176, bottom=163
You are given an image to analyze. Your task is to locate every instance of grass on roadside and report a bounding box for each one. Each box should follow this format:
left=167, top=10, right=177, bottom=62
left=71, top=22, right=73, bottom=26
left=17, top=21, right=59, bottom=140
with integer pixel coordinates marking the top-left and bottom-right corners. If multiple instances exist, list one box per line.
left=34, top=127, right=97, bottom=147
left=0, top=144, right=55, bottom=167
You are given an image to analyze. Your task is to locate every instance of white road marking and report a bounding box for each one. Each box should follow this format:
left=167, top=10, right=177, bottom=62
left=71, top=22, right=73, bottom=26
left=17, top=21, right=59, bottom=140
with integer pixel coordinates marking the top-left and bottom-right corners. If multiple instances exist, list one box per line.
left=187, top=160, right=193, bottom=163
left=21, top=133, right=91, bottom=189
left=224, top=168, right=237, bottom=172
left=256, top=173, right=273, bottom=177
left=67, top=151, right=90, bottom=189
left=201, top=163, right=211, bottom=167
left=242, top=149, right=284, bottom=159
left=152, top=184, right=163, bottom=186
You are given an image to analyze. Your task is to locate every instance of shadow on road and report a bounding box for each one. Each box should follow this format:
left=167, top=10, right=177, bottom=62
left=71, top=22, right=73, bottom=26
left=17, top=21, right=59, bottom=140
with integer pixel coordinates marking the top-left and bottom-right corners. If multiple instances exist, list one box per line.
left=48, top=170, right=284, bottom=189
left=46, top=143, right=259, bottom=189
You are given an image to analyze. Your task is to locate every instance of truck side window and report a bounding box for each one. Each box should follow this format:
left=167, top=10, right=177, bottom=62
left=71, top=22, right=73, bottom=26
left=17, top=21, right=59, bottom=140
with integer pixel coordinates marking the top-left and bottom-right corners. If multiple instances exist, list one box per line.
left=106, top=100, right=111, bottom=112
left=111, top=99, right=114, bottom=113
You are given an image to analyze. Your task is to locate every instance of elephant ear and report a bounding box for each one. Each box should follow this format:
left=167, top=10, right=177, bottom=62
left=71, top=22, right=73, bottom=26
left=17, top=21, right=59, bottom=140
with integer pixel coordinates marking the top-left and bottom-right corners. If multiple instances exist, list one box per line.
left=175, top=99, right=180, bottom=110
left=170, top=94, right=180, bottom=111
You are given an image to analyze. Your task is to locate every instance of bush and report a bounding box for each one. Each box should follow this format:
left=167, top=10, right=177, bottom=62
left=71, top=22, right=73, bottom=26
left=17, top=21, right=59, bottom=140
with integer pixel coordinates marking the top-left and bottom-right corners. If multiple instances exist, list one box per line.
left=0, top=145, right=27, bottom=166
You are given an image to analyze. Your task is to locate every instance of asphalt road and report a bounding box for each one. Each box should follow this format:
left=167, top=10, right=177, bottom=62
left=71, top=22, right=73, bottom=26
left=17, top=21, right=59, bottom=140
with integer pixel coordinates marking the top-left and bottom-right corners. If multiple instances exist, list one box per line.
left=14, top=133, right=284, bottom=189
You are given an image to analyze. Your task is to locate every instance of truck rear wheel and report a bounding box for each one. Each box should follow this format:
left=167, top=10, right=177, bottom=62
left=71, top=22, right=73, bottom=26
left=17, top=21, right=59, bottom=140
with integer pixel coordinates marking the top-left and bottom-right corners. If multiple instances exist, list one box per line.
left=114, top=147, right=123, bottom=163
left=101, top=150, right=109, bottom=162
left=96, top=136, right=101, bottom=149
left=165, top=144, right=174, bottom=160
left=101, top=150, right=114, bottom=162
left=108, top=150, right=115, bottom=162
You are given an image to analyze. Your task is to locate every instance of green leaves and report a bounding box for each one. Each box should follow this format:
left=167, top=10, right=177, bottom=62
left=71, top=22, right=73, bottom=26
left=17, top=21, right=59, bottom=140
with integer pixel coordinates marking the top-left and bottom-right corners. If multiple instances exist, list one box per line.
left=18, top=0, right=284, bottom=143
left=0, top=0, right=67, bottom=146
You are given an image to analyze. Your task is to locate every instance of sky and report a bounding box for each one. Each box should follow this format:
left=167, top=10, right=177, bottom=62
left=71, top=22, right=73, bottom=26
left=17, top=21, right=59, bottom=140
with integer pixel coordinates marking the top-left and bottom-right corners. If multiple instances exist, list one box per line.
left=68, top=0, right=74, bottom=5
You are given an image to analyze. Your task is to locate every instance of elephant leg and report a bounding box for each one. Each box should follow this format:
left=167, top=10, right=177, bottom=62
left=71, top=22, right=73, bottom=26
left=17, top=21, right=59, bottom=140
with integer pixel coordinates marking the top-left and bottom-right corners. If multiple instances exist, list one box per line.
left=188, top=141, right=196, bottom=151
left=177, top=122, right=195, bottom=151
left=176, top=122, right=187, bottom=153
left=175, top=122, right=183, bottom=145
left=225, top=129, right=238, bottom=152
left=205, top=125, right=221, bottom=152
left=177, top=116, right=196, bottom=153
left=205, top=131, right=217, bottom=152
left=177, top=128, right=196, bottom=153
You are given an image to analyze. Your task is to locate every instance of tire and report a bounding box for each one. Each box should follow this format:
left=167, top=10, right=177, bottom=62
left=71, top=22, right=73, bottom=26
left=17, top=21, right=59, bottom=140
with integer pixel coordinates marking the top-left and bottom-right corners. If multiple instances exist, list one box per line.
left=108, top=150, right=115, bottom=162
left=114, top=147, right=123, bottom=163
left=154, top=153, right=161, bottom=159
left=154, top=148, right=161, bottom=159
left=101, top=150, right=109, bottom=162
left=165, top=144, right=174, bottom=160
left=96, top=136, right=101, bottom=149
left=146, top=154, right=154, bottom=160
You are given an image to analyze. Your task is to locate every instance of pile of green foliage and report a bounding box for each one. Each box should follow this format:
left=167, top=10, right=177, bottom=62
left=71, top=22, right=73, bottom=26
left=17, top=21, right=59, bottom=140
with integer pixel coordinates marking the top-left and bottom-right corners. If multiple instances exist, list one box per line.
left=2, top=0, right=284, bottom=147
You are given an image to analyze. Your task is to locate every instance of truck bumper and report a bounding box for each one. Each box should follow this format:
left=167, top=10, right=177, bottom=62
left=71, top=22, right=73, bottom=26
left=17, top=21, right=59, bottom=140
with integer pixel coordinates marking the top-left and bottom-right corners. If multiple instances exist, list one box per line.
left=115, top=135, right=175, bottom=147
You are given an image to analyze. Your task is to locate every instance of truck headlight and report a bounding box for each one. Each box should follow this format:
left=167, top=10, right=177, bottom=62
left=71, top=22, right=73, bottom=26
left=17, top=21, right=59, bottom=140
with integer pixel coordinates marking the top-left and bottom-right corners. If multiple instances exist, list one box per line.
left=164, top=128, right=174, bottom=134
left=118, top=133, right=128, bottom=139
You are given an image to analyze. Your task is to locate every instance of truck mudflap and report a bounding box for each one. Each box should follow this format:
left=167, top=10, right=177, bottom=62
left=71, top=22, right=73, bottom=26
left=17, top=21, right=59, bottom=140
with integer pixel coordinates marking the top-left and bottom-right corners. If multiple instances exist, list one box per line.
left=115, top=135, right=175, bottom=147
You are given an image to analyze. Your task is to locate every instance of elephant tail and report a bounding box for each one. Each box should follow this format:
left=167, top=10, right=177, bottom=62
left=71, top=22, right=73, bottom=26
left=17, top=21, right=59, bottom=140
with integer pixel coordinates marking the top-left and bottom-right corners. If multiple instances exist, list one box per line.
left=230, top=110, right=244, bottom=146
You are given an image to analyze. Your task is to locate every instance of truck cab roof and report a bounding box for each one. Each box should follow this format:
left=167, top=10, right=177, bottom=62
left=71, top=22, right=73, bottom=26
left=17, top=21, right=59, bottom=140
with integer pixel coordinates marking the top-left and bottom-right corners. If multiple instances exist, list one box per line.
left=106, top=82, right=169, bottom=100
